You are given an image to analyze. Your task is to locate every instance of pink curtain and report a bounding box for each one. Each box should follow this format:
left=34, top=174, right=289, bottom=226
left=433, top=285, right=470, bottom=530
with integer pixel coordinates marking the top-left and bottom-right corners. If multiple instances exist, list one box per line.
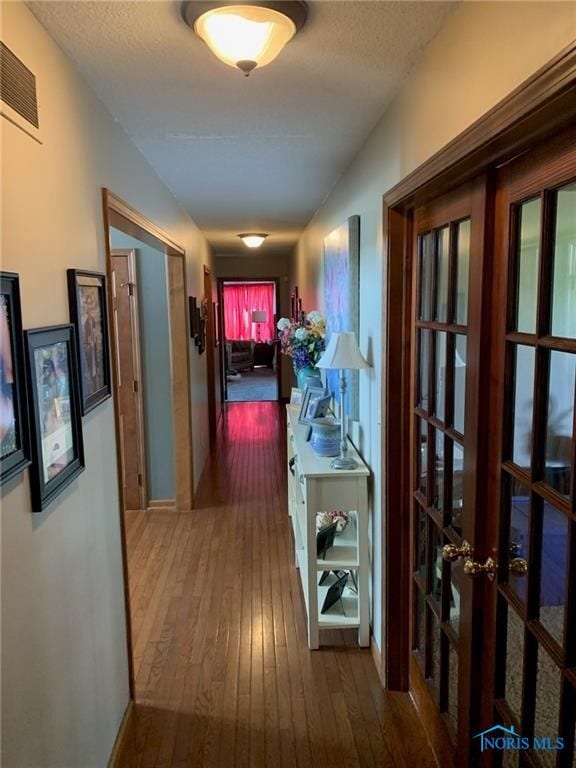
left=223, top=283, right=275, bottom=340
left=223, top=284, right=247, bottom=339
left=245, top=283, right=275, bottom=340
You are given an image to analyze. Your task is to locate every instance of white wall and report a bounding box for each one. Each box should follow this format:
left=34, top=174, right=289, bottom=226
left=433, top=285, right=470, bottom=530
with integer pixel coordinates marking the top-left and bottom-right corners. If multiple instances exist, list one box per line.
left=294, top=1, right=576, bottom=655
left=1, top=2, right=211, bottom=765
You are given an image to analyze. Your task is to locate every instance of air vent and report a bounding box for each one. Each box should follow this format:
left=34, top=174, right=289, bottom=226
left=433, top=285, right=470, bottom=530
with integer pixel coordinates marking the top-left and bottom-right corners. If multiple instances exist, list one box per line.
left=0, top=41, right=41, bottom=142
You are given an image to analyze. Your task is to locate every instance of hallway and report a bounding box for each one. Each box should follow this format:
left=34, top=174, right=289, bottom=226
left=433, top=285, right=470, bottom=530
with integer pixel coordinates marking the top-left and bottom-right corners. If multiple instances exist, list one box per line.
left=124, top=403, right=436, bottom=768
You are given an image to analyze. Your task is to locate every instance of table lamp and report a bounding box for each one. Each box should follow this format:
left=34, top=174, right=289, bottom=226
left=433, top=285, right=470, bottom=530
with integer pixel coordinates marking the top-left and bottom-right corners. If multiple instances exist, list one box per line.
left=316, top=331, right=369, bottom=469
left=251, top=310, right=267, bottom=341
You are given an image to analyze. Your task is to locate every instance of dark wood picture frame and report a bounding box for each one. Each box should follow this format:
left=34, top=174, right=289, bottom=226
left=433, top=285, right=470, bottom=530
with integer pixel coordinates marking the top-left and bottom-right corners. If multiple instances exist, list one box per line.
left=189, top=296, right=197, bottom=339
left=67, top=269, right=111, bottom=414
left=0, top=271, right=31, bottom=484
left=25, top=324, right=85, bottom=512
left=213, top=301, right=220, bottom=348
left=291, top=286, right=299, bottom=322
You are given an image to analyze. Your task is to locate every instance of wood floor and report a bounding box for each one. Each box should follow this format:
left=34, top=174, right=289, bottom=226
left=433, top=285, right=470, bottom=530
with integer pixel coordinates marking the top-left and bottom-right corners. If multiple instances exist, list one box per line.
left=122, top=402, right=437, bottom=768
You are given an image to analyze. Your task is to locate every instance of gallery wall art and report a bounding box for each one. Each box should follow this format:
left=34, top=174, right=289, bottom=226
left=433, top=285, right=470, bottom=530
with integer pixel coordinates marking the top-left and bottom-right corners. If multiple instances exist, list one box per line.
left=323, top=215, right=360, bottom=420
left=25, top=324, right=85, bottom=511
left=0, top=272, right=31, bottom=484
left=67, top=269, right=111, bottom=414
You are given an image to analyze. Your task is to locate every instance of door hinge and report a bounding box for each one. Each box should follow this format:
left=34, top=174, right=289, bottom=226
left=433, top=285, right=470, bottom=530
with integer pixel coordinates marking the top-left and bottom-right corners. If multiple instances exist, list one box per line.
left=137, top=473, right=143, bottom=486
left=133, top=379, right=139, bottom=393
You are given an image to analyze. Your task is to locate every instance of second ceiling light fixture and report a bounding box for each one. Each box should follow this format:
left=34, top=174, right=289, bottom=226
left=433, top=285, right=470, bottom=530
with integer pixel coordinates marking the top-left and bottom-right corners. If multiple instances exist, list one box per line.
left=181, top=1, right=308, bottom=77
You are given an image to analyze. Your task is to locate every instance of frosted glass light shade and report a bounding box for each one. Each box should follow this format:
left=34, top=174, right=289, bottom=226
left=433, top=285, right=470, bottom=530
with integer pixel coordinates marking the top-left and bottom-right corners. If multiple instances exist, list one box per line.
left=194, top=6, right=296, bottom=74
left=239, top=233, right=268, bottom=248
left=316, top=332, right=369, bottom=370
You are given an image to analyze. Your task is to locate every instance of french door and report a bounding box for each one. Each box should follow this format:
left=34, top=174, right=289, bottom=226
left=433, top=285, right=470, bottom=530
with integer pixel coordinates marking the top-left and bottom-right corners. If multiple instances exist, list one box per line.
left=408, top=127, right=576, bottom=767
left=410, top=178, right=489, bottom=766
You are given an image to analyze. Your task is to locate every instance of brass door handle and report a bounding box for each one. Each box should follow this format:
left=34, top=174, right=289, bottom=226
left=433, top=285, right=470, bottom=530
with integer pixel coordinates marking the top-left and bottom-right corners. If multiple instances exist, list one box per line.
left=464, top=556, right=496, bottom=580
left=442, top=540, right=472, bottom=562
left=510, top=557, right=528, bottom=576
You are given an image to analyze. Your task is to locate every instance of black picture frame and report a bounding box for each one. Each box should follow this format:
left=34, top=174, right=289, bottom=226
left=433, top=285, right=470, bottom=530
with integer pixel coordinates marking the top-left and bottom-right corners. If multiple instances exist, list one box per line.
left=0, top=272, right=31, bottom=484
left=194, top=307, right=201, bottom=346
left=290, top=286, right=299, bottom=322
left=67, top=269, right=111, bottom=414
left=189, top=296, right=197, bottom=339
left=316, top=520, right=338, bottom=559
left=320, top=570, right=349, bottom=614
left=25, top=325, right=85, bottom=512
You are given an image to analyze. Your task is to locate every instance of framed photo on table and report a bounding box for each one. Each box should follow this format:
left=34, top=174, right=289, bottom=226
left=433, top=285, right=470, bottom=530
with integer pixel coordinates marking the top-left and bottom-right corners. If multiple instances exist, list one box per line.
left=25, top=325, right=85, bottom=511
left=298, top=384, right=327, bottom=425
left=67, top=269, right=111, bottom=414
left=0, top=272, right=31, bottom=484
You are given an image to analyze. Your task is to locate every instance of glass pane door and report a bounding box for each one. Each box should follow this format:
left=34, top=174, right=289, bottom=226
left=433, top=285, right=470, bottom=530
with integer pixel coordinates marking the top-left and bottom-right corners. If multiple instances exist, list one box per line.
left=411, top=192, right=476, bottom=753
left=492, top=148, right=576, bottom=768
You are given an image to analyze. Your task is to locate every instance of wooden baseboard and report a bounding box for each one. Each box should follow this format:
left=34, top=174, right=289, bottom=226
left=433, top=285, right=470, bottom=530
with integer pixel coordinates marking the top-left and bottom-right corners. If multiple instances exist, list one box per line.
left=147, top=499, right=176, bottom=510
left=107, top=700, right=135, bottom=768
left=370, top=636, right=386, bottom=687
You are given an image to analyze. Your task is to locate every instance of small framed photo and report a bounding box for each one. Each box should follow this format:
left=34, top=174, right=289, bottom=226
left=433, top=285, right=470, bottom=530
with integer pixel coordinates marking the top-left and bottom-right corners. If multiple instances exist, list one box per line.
left=311, top=394, right=331, bottom=419
left=290, top=387, right=302, bottom=405
left=1, top=272, right=31, bottom=484
left=298, top=384, right=326, bottom=425
left=67, top=269, right=111, bottom=414
left=25, top=325, right=85, bottom=512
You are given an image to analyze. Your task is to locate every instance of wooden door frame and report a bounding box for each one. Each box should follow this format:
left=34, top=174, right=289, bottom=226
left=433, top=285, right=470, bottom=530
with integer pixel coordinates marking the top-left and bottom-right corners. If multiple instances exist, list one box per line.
left=382, top=41, right=576, bottom=694
left=203, top=265, right=217, bottom=449
left=110, top=248, right=148, bottom=511
left=102, top=189, right=195, bottom=696
left=218, top=276, right=283, bottom=402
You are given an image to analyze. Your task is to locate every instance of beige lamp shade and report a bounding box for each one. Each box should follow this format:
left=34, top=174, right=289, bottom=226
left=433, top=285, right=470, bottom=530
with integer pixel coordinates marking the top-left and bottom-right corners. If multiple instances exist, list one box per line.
left=252, top=310, right=267, bottom=323
left=316, top=331, right=369, bottom=370
left=194, top=5, right=296, bottom=75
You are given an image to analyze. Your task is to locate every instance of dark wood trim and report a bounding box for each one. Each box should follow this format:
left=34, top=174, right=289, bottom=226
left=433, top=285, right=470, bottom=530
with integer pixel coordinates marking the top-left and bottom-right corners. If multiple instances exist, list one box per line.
left=384, top=43, right=576, bottom=210
left=382, top=46, right=576, bottom=696
left=204, top=265, right=217, bottom=449
left=383, top=204, right=413, bottom=690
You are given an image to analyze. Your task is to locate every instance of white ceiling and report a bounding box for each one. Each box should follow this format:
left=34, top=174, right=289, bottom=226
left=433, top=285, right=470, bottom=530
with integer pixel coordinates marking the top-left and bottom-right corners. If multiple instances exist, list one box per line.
left=29, top=0, right=457, bottom=255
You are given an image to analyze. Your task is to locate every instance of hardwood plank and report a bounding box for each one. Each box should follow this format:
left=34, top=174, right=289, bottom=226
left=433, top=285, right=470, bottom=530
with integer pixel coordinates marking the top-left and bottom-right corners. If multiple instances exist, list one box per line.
left=121, top=403, right=438, bottom=768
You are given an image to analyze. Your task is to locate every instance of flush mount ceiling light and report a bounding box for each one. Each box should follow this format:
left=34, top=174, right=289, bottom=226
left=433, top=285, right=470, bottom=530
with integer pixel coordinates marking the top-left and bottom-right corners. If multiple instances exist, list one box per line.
left=238, top=233, right=268, bottom=248
left=181, top=2, right=308, bottom=77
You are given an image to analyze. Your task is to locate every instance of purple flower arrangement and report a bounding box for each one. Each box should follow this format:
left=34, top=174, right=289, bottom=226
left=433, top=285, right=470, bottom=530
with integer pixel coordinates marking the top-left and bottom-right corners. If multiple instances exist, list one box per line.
left=277, top=311, right=326, bottom=371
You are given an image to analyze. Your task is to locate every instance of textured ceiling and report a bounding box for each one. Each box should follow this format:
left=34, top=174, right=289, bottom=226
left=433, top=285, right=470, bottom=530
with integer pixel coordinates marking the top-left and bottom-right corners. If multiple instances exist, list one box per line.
left=29, top=0, right=457, bottom=255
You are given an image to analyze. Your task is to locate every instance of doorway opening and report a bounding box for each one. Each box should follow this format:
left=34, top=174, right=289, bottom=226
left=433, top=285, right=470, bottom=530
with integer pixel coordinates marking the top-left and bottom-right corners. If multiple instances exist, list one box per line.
left=102, top=190, right=195, bottom=697
left=218, top=278, right=281, bottom=403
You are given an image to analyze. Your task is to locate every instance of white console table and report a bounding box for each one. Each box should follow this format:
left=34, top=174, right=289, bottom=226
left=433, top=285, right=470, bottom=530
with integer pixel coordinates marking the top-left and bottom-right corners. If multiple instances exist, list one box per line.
left=286, top=405, right=370, bottom=649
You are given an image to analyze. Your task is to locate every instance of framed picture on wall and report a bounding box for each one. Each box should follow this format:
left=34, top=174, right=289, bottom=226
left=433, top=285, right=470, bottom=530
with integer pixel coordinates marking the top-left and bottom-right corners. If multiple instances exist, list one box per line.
left=25, top=325, right=85, bottom=512
left=67, top=269, right=111, bottom=414
left=323, top=215, right=360, bottom=420
left=189, top=296, right=197, bottom=339
left=291, top=286, right=299, bottom=322
left=0, top=272, right=31, bottom=484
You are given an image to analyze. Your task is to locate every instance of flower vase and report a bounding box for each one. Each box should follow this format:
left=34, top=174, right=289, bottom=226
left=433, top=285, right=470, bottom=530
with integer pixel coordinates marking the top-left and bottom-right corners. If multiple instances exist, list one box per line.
left=296, top=365, right=321, bottom=392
